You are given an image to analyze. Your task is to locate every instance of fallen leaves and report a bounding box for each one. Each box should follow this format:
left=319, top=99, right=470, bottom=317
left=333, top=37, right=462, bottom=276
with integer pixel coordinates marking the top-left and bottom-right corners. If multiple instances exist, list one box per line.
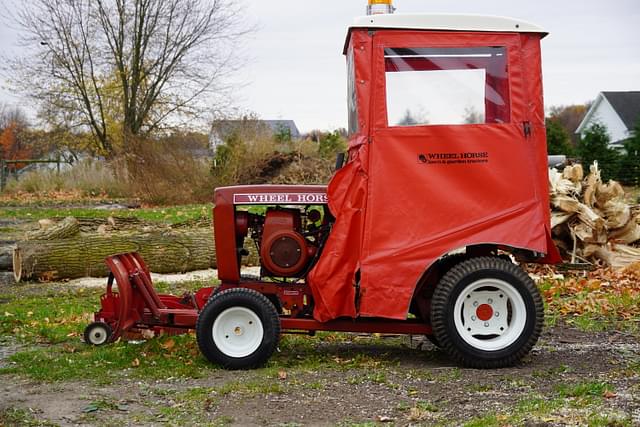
left=62, top=344, right=76, bottom=353
left=160, top=338, right=175, bottom=351
left=541, top=263, right=640, bottom=320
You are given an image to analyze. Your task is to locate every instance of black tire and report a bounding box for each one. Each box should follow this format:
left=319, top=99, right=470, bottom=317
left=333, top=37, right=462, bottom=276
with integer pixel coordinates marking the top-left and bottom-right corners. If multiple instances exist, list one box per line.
left=423, top=254, right=468, bottom=346
left=84, top=321, right=113, bottom=346
left=425, top=334, right=441, bottom=348
left=196, top=288, right=280, bottom=369
left=437, top=253, right=469, bottom=274
left=430, top=257, right=543, bottom=368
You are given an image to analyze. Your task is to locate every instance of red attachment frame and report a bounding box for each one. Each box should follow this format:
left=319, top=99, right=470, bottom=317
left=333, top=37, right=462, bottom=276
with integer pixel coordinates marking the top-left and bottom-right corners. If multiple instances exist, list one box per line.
left=93, top=252, right=434, bottom=342
left=94, top=253, right=207, bottom=341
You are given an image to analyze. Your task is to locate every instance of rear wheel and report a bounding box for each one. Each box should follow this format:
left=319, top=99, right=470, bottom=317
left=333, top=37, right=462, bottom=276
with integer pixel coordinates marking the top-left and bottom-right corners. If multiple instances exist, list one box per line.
left=196, top=288, right=280, bottom=369
left=430, top=257, right=542, bottom=368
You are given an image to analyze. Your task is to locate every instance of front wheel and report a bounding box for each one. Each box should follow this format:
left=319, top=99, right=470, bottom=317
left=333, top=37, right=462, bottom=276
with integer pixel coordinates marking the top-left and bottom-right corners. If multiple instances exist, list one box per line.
left=84, top=321, right=112, bottom=346
left=430, top=257, right=543, bottom=368
left=196, top=288, right=280, bottom=369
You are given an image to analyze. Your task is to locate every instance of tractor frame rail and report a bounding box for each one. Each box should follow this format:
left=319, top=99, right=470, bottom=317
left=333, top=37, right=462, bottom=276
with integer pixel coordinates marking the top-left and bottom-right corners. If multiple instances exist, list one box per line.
left=89, top=252, right=432, bottom=344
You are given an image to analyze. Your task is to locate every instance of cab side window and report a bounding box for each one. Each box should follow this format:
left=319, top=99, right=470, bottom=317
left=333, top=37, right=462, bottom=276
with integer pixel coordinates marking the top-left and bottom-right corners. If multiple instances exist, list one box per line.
left=385, top=47, right=509, bottom=127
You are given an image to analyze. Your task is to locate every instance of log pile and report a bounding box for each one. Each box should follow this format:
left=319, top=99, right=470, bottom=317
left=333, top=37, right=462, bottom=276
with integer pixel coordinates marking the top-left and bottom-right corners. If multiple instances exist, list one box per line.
left=550, top=162, right=640, bottom=268
left=12, top=216, right=259, bottom=282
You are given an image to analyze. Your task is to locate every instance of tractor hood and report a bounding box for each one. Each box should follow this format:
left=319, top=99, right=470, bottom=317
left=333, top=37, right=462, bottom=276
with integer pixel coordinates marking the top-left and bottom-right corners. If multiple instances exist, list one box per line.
left=214, top=185, right=328, bottom=206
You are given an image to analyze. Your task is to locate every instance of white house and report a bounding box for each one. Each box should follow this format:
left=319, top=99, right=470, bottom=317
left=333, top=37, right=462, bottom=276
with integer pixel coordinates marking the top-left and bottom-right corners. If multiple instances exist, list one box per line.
left=575, top=91, right=640, bottom=149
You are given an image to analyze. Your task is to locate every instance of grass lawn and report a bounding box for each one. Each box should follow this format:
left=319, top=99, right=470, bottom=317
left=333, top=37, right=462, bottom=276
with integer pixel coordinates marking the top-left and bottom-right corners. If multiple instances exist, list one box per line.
left=0, top=203, right=212, bottom=225
left=1, top=272, right=639, bottom=426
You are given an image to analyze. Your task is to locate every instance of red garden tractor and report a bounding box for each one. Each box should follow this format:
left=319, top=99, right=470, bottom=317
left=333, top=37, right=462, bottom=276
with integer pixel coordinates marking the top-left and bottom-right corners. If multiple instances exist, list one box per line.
left=85, top=6, right=561, bottom=369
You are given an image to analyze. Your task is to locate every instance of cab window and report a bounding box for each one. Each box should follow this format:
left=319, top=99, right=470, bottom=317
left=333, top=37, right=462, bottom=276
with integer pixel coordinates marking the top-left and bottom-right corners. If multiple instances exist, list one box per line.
left=384, top=47, right=509, bottom=127
left=347, top=47, right=359, bottom=135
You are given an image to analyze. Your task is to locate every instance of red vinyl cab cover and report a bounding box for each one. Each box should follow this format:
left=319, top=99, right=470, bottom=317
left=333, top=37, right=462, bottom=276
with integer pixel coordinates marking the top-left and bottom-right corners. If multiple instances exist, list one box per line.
left=308, top=27, right=560, bottom=322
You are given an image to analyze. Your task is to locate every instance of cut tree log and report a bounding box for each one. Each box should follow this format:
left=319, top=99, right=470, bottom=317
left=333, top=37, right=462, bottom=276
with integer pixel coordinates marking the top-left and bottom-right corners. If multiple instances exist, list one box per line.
left=25, top=216, right=80, bottom=240
left=50, top=216, right=153, bottom=233
left=13, top=229, right=260, bottom=282
left=0, top=245, right=13, bottom=270
left=14, top=229, right=214, bottom=282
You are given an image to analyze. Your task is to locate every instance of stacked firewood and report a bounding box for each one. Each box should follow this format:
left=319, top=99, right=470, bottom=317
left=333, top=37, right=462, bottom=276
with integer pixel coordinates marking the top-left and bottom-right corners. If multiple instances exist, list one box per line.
left=549, top=162, right=640, bottom=268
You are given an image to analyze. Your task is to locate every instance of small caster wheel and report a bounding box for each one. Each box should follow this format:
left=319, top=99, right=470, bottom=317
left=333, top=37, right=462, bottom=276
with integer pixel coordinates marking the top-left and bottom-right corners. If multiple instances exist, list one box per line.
left=84, top=322, right=113, bottom=346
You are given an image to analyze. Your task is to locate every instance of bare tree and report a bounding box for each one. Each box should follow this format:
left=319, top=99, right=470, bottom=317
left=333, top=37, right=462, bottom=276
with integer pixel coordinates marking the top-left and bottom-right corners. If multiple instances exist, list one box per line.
left=0, top=103, right=29, bottom=132
left=548, top=103, right=592, bottom=146
left=8, top=0, right=249, bottom=156
left=397, top=108, right=428, bottom=126
left=463, top=105, right=484, bottom=124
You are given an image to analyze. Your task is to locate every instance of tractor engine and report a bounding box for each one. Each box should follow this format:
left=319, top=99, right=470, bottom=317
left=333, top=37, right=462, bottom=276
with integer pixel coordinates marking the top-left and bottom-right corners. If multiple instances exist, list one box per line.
left=236, top=208, right=321, bottom=277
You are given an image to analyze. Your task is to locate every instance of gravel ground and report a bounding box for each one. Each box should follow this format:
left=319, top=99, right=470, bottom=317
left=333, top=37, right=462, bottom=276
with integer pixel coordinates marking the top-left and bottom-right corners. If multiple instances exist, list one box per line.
left=1, top=325, right=639, bottom=426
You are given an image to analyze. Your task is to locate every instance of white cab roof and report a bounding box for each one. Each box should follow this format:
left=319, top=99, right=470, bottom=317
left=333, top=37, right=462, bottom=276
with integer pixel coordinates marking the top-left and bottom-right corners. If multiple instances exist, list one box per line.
left=350, top=13, right=547, bottom=35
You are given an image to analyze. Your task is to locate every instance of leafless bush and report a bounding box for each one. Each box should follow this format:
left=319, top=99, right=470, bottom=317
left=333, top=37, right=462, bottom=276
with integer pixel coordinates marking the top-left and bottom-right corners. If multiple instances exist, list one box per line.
left=211, top=129, right=283, bottom=187
left=270, top=139, right=335, bottom=184
left=212, top=132, right=342, bottom=188
left=121, top=138, right=212, bottom=205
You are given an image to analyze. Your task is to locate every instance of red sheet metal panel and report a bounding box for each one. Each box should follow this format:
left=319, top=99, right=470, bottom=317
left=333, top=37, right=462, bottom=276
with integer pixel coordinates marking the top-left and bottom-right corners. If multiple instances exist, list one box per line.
left=309, top=29, right=559, bottom=322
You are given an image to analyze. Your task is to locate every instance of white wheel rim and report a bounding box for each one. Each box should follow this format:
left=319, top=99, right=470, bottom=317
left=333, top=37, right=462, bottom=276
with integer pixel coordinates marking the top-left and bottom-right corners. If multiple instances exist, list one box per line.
left=88, top=325, right=109, bottom=345
left=453, top=278, right=527, bottom=351
left=212, top=307, right=264, bottom=358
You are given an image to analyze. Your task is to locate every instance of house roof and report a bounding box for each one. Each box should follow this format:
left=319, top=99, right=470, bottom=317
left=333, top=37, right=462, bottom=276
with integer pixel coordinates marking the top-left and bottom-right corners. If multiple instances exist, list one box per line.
left=262, top=120, right=301, bottom=138
left=575, top=91, right=640, bottom=136
left=602, top=91, right=640, bottom=130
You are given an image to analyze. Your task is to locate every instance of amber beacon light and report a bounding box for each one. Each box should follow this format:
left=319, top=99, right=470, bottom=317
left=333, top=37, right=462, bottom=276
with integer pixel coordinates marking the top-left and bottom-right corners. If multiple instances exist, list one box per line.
left=367, top=0, right=395, bottom=15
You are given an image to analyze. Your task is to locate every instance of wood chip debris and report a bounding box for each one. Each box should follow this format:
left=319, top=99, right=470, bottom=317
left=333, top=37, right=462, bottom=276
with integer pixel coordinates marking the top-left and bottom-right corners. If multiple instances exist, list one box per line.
left=549, top=162, right=640, bottom=268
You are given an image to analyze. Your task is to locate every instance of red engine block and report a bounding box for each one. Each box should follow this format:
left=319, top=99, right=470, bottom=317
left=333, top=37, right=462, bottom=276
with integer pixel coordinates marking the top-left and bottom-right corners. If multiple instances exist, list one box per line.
left=260, top=209, right=314, bottom=277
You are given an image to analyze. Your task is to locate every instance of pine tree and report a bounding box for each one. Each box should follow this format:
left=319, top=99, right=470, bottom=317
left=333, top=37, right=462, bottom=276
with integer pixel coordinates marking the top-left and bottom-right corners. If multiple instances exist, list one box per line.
left=545, top=118, right=574, bottom=155
left=576, top=123, right=620, bottom=181
left=619, top=119, right=640, bottom=185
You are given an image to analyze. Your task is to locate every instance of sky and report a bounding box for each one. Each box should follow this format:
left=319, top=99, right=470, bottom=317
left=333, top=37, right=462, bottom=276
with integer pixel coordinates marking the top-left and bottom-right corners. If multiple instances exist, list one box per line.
left=1, top=0, right=639, bottom=133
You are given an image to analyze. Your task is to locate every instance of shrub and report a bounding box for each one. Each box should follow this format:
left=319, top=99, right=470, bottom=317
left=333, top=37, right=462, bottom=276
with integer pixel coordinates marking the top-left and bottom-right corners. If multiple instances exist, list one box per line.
left=121, top=137, right=212, bottom=205
left=5, top=159, right=129, bottom=198
left=577, top=123, right=621, bottom=181
left=546, top=118, right=574, bottom=155
left=618, top=119, right=640, bottom=186
left=211, top=129, right=347, bottom=188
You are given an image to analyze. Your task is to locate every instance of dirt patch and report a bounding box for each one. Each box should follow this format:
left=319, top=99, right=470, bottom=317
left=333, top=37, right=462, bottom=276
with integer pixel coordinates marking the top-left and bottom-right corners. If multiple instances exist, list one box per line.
left=0, top=338, right=22, bottom=369
left=1, top=326, right=638, bottom=426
